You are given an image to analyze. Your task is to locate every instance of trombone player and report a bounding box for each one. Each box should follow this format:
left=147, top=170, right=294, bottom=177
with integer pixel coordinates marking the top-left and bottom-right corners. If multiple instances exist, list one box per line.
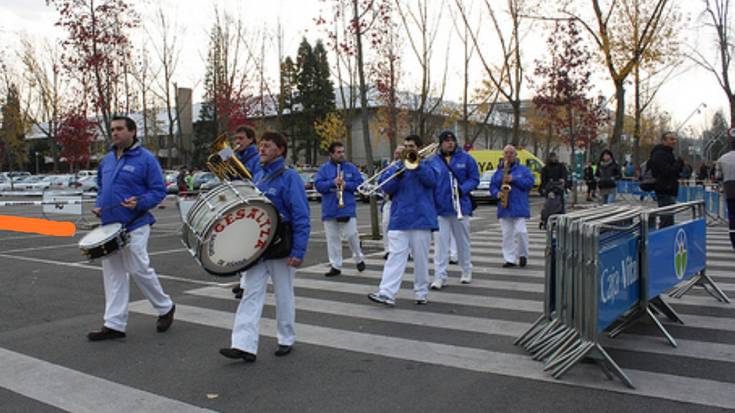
left=490, top=145, right=535, bottom=268
left=368, top=135, right=439, bottom=306
left=430, top=130, right=479, bottom=289
left=315, top=141, right=366, bottom=277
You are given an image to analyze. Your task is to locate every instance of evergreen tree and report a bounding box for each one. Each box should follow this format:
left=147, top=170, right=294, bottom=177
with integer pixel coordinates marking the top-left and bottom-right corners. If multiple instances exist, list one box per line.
left=279, top=56, right=300, bottom=163
left=0, top=84, right=28, bottom=171
left=193, top=23, right=226, bottom=168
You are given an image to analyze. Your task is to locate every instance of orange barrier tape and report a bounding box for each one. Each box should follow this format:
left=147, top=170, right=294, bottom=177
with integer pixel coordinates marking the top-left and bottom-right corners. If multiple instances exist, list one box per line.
left=0, top=215, right=76, bottom=237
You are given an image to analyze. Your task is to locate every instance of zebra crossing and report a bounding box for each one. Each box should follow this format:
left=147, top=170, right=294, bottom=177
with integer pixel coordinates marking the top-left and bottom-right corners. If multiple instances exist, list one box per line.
left=125, top=219, right=735, bottom=410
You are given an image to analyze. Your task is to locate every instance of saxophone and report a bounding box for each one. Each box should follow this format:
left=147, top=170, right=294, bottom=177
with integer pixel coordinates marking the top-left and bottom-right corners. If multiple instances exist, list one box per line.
left=499, top=159, right=512, bottom=209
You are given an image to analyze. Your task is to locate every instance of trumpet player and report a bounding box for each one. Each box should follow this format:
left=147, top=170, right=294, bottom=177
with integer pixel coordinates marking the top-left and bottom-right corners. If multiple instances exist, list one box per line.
left=430, top=131, right=479, bottom=289
left=381, top=144, right=404, bottom=259
left=368, top=135, right=439, bottom=306
left=315, top=141, right=366, bottom=277
left=490, top=145, right=535, bottom=268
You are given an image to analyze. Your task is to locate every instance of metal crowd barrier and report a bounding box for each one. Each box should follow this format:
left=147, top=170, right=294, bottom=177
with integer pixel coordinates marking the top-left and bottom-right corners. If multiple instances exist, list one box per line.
left=514, top=200, right=730, bottom=389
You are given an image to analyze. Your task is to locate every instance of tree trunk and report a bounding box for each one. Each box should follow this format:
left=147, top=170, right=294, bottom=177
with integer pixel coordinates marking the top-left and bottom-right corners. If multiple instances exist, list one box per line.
left=611, top=80, right=626, bottom=159
left=511, top=100, right=521, bottom=146
left=354, top=0, right=380, bottom=240
left=633, top=64, right=642, bottom=165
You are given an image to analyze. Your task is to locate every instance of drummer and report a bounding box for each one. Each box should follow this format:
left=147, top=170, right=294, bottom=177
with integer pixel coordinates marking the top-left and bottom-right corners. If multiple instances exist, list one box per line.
left=220, top=131, right=310, bottom=362
left=87, top=116, right=175, bottom=341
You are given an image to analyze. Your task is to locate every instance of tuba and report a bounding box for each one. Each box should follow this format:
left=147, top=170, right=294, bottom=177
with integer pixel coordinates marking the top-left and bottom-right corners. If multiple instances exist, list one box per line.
left=499, top=159, right=512, bottom=209
left=206, top=133, right=253, bottom=181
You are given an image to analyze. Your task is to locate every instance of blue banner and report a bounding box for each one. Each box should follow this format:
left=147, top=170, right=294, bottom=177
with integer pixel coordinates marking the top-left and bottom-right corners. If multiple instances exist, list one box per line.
left=597, top=234, right=640, bottom=333
left=646, top=219, right=706, bottom=298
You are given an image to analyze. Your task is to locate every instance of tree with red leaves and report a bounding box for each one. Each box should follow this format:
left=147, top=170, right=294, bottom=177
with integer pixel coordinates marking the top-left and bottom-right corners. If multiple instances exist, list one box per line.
left=56, top=112, right=97, bottom=172
left=48, top=0, right=139, bottom=143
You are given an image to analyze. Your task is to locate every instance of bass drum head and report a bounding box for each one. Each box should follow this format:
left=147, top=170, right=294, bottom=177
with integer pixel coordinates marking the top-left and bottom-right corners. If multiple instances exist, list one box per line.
left=80, top=223, right=123, bottom=248
left=197, top=201, right=280, bottom=276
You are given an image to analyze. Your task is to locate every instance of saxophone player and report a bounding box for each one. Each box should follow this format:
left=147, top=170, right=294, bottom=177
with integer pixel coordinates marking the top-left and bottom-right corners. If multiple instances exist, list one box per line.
left=490, top=145, right=535, bottom=268
left=315, top=141, right=366, bottom=277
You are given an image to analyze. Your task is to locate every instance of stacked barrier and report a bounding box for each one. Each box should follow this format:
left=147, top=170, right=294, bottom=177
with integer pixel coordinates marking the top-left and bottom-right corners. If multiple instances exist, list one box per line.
left=515, top=200, right=730, bottom=389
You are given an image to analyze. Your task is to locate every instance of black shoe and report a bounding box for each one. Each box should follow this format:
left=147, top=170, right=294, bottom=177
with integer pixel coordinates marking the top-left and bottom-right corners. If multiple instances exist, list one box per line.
left=449, top=259, right=458, bottom=265
left=519, top=257, right=527, bottom=267
left=502, top=262, right=516, bottom=268
left=324, top=267, right=341, bottom=277
left=156, top=305, right=175, bottom=332
left=356, top=261, right=366, bottom=272
left=87, top=326, right=126, bottom=341
left=275, top=345, right=292, bottom=356
left=383, top=252, right=389, bottom=260
left=219, top=348, right=256, bottom=362
left=232, top=287, right=244, bottom=299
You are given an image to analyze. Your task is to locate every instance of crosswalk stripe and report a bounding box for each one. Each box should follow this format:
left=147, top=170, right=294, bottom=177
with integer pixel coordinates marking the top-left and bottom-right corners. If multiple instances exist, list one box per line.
left=0, top=347, right=214, bottom=413
left=128, top=302, right=735, bottom=410
left=186, top=286, right=735, bottom=363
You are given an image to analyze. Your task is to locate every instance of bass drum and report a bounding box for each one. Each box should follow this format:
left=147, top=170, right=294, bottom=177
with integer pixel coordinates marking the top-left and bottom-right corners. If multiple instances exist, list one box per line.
left=182, top=181, right=279, bottom=276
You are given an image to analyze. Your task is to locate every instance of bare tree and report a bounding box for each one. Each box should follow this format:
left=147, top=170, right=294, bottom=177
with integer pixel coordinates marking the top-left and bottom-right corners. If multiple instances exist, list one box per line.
left=454, top=0, right=530, bottom=146
left=689, top=0, right=734, bottom=127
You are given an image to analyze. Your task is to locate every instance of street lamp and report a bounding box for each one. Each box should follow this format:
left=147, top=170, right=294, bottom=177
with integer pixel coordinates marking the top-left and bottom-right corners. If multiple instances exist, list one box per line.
left=675, top=103, right=707, bottom=157
left=35, top=151, right=40, bottom=175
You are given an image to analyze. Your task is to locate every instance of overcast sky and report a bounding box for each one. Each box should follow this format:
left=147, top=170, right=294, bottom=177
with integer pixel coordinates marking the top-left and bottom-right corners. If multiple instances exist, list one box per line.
left=0, top=0, right=729, bottom=135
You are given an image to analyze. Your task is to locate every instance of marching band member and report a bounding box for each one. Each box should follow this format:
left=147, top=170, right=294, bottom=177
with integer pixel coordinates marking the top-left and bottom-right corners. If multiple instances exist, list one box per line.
left=382, top=144, right=404, bottom=260
left=88, top=116, right=175, bottom=341
left=315, top=141, right=366, bottom=276
left=232, top=125, right=261, bottom=299
left=368, top=135, right=439, bottom=306
left=430, top=130, right=479, bottom=289
left=220, top=132, right=310, bottom=362
left=490, top=145, right=535, bottom=268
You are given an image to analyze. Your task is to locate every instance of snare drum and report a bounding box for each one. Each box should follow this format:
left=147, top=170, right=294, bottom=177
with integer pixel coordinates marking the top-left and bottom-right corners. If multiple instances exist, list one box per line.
left=79, top=223, right=128, bottom=259
left=182, top=181, right=279, bottom=276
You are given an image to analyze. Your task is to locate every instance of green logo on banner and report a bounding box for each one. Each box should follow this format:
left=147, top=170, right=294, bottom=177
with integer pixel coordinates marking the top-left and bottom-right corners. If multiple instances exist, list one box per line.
left=674, top=229, right=687, bottom=280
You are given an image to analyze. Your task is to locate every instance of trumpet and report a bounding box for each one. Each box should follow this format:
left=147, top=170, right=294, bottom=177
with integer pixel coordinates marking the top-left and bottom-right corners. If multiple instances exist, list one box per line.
left=206, top=133, right=253, bottom=181
left=357, top=142, right=439, bottom=196
left=336, top=163, right=345, bottom=208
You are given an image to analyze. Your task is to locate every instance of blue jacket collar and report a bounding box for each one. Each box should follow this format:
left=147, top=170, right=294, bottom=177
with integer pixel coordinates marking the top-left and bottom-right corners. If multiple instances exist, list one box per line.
left=110, top=138, right=141, bottom=156
left=239, top=144, right=258, bottom=156
left=262, top=157, right=286, bottom=173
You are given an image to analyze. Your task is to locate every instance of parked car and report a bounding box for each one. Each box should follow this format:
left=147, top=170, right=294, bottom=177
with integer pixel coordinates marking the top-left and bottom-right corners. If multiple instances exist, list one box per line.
left=192, top=172, right=220, bottom=191
left=12, top=175, right=48, bottom=191
left=300, top=172, right=321, bottom=201
left=46, top=174, right=76, bottom=189
left=164, top=172, right=180, bottom=194
left=77, top=170, right=97, bottom=178
left=471, top=170, right=497, bottom=204
left=76, top=175, right=98, bottom=192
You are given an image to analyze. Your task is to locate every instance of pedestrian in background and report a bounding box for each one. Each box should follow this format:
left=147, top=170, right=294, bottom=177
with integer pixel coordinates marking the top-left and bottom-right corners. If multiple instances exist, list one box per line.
left=649, top=132, right=684, bottom=227
left=716, top=138, right=735, bottom=250
left=595, top=149, right=622, bottom=204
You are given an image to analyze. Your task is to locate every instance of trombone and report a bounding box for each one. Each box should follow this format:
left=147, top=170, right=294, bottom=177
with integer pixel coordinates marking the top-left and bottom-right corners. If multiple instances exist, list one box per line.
left=357, top=142, right=439, bottom=196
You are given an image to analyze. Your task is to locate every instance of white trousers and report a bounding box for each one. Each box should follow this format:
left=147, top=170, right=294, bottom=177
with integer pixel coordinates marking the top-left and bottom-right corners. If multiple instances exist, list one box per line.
left=378, top=230, right=431, bottom=301
left=382, top=200, right=392, bottom=252
left=324, top=217, right=364, bottom=269
left=101, top=225, right=173, bottom=332
left=231, top=258, right=295, bottom=354
left=499, top=217, right=529, bottom=264
left=450, top=235, right=457, bottom=261
left=434, top=216, right=472, bottom=281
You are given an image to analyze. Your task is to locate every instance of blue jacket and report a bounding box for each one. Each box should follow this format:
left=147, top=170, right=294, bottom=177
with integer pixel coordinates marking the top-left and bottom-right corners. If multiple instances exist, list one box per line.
left=254, top=157, right=311, bottom=260
left=314, top=160, right=363, bottom=220
left=430, top=149, right=480, bottom=217
left=490, top=160, right=535, bottom=219
left=381, top=159, right=439, bottom=231
left=235, top=144, right=261, bottom=179
left=96, top=141, right=166, bottom=232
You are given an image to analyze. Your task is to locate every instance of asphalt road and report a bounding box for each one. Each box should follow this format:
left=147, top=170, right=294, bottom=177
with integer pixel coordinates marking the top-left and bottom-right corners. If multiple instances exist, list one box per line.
left=0, top=192, right=734, bottom=413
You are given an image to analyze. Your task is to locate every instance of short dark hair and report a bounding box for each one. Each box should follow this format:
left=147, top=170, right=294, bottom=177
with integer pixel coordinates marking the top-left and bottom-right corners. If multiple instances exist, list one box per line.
left=235, top=125, right=256, bottom=141
left=404, top=134, right=423, bottom=148
left=661, top=131, right=675, bottom=141
left=328, top=141, right=344, bottom=154
left=111, top=116, right=136, bottom=134
left=261, top=131, right=288, bottom=158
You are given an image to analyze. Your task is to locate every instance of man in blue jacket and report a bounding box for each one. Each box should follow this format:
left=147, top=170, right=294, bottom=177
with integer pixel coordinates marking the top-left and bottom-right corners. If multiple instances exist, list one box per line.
left=232, top=125, right=261, bottom=299
left=368, top=135, right=439, bottom=306
left=490, top=145, right=535, bottom=268
left=220, top=132, right=310, bottom=362
left=315, top=141, right=366, bottom=277
left=430, top=130, right=479, bottom=288
left=87, top=116, right=175, bottom=341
